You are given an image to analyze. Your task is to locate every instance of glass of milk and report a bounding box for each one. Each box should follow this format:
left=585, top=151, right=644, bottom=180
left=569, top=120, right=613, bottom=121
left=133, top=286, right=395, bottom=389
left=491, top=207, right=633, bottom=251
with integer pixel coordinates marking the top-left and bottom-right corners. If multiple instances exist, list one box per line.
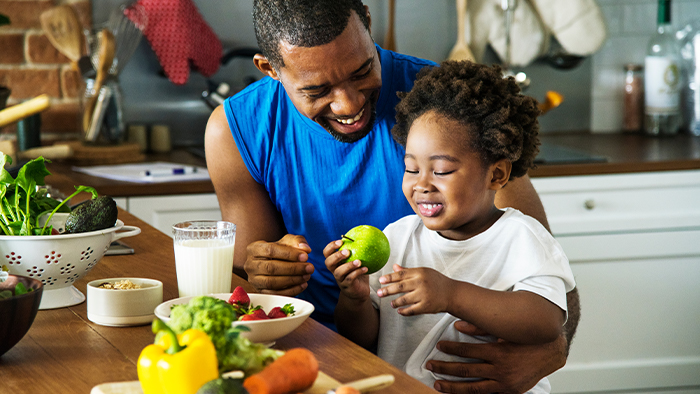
left=172, top=221, right=236, bottom=297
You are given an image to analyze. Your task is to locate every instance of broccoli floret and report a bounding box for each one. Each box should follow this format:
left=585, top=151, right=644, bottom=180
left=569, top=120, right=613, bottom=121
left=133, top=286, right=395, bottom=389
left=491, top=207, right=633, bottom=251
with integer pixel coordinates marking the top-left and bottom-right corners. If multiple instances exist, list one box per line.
left=189, top=295, right=232, bottom=312
left=219, top=334, right=283, bottom=374
left=167, top=296, right=280, bottom=374
left=169, top=304, right=195, bottom=333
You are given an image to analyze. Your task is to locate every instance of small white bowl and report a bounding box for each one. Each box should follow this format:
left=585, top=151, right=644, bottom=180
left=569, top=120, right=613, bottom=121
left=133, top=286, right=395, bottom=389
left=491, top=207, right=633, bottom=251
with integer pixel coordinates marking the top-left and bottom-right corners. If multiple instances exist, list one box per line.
left=155, top=293, right=314, bottom=344
left=87, top=278, right=163, bottom=327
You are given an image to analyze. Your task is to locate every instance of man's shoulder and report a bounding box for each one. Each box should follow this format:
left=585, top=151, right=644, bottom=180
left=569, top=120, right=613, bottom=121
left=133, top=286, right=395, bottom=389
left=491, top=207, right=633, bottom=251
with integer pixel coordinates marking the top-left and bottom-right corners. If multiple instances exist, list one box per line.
left=229, top=76, right=280, bottom=104
left=389, top=51, right=437, bottom=70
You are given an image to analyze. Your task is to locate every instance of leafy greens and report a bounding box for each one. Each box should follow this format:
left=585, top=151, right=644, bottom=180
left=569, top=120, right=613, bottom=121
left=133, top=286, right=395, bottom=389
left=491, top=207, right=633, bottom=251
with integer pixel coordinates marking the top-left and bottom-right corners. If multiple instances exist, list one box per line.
left=0, top=155, right=98, bottom=236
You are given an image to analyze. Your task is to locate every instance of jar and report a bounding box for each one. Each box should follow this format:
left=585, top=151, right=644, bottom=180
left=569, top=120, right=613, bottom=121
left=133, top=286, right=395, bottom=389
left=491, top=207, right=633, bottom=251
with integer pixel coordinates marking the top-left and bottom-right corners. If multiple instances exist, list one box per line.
left=623, top=64, right=644, bottom=133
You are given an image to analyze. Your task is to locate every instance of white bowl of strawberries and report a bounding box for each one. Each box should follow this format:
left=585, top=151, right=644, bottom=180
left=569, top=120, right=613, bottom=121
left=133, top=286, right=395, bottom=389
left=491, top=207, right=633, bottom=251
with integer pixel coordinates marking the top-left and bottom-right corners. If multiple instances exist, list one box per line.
left=154, top=287, right=315, bottom=344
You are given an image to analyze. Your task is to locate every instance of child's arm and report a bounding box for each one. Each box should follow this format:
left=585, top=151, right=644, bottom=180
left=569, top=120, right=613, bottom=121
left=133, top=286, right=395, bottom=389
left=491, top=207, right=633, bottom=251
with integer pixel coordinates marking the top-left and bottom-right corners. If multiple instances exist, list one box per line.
left=379, top=264, right=565, bottom=344
left=324, top=240, right=379, bottom=350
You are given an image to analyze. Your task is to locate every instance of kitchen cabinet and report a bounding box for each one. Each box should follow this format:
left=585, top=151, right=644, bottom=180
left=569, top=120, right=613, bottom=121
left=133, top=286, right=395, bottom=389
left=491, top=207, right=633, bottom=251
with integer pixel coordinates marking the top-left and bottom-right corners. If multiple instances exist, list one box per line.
left=118, top=193, right=221, bottom=236
left=531, top=170, right=700, bottom=393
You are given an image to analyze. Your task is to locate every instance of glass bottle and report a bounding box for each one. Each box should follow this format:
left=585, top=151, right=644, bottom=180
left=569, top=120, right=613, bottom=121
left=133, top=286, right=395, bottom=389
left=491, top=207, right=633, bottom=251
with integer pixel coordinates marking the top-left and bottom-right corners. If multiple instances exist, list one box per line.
left=623, top=64, right=644, bottom=132
left=644, top=0, right=681, bottom=136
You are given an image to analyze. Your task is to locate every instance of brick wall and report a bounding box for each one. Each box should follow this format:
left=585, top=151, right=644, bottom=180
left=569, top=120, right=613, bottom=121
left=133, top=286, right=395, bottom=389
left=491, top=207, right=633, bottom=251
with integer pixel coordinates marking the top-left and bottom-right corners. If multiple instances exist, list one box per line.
left=0, top=0, right=91, bottom=139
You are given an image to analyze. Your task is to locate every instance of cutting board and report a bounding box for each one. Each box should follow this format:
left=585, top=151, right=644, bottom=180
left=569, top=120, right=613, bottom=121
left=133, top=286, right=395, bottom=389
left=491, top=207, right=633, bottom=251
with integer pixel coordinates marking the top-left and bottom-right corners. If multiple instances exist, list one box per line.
left=65, top=141, right=146, bottom=165
left=91, top=371, right=343, bottom=394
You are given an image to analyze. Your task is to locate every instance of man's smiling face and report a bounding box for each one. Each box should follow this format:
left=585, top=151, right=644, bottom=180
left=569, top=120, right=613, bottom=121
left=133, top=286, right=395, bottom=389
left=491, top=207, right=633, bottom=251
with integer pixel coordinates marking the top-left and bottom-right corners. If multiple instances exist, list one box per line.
left=262, top=11, right=382, bottom=143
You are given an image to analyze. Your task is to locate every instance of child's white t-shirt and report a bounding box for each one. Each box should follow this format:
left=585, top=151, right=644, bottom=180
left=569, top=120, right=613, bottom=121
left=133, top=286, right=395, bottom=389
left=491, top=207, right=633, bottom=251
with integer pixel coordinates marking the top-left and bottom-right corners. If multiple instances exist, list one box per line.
left=369, top=208, right=576, bottom=392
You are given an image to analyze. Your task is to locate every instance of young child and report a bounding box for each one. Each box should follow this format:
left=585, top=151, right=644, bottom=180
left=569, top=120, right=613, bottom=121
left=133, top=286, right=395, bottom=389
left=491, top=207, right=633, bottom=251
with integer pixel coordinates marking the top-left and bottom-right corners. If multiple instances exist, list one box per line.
left=323, top=61, right=576, bottom=393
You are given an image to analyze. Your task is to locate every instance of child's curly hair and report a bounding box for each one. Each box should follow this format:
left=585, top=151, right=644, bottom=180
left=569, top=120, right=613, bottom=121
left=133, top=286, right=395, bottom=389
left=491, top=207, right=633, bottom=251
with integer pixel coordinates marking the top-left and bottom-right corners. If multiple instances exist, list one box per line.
left=392, top=61, right=540, bottom=180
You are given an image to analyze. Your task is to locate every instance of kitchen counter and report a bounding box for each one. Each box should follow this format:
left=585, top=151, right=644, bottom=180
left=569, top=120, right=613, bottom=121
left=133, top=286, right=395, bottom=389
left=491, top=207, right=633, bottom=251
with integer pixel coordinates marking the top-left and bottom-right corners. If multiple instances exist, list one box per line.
left=1, top=210, right=435, bottom=394
left=530, top=132, right=700, bottom=177
left=42, top=132, right=700, bottom=198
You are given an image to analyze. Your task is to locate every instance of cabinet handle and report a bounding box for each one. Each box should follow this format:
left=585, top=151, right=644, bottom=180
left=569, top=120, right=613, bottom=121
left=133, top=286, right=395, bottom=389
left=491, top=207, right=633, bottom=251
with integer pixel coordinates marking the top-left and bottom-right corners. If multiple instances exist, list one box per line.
left=584, top=199, right=595, bottom=210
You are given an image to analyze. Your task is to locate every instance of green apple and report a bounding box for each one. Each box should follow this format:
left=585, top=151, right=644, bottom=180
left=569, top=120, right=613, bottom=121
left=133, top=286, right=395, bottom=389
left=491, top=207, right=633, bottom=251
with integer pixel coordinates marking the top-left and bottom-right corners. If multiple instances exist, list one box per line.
left=339, top=225, right=391, bottom=274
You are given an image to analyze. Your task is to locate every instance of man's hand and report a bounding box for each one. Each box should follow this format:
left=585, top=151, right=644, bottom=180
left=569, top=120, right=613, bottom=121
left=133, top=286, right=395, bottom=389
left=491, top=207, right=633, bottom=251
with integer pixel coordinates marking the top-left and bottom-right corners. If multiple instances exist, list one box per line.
left=244, top=234, right=315, bottom=296
left=426, top=321, right=567, bottom=394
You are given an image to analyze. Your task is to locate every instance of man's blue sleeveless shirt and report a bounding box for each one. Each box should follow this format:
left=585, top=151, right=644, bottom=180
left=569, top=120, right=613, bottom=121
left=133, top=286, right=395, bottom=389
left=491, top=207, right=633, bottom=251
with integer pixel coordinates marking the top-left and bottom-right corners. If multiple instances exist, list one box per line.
left=223, top=45, right=436, bottom=328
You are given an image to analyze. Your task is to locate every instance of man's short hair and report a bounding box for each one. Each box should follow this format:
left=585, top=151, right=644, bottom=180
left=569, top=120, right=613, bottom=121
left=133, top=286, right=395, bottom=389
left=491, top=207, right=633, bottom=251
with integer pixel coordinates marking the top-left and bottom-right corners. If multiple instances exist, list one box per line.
left=253, top=0, right=370, bottom=70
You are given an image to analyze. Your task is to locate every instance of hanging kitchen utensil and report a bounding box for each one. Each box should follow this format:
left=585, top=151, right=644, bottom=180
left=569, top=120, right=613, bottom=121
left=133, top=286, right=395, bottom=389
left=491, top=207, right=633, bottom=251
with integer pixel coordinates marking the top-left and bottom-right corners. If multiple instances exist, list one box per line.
left=94, top=3, right=148, bottom=77
left=383, top=0, right=396, bottom=51
left=501, top=0, right=530, bottom=90
left=447, top=0, right=475, bottom=62
left=541, top=38, right=585, bottom=70
left=82, top=29, right=115, bottom=136
left=39, top=5, right=83, bottom=69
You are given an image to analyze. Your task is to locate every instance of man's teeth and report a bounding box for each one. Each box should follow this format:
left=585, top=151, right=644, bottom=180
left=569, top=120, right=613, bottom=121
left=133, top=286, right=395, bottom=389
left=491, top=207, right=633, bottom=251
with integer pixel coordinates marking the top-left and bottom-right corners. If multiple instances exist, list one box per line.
left=336, top=108, right=364, bottom=125
left=421, top=204, right=440, bottom=209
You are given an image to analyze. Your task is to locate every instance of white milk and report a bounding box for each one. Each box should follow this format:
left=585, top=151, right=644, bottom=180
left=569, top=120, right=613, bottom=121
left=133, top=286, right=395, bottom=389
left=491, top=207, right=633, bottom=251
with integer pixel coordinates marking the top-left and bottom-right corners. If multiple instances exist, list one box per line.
left=174, top=239, right=235, bottom=297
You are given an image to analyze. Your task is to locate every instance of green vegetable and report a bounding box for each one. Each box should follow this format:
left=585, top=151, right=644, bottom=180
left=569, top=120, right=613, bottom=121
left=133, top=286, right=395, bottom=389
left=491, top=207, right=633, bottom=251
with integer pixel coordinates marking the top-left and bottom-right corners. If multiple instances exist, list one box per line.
left=64, top=195, right=118, bottom=233
left=0, top=277, right=34, bottom=300
left=14, top=282, right=28, bottom=295
left=169, top=296, right=282, bottom=374
left=0, top=155, right=98, bottom=236
left=196, top=377, right=247, bottom=394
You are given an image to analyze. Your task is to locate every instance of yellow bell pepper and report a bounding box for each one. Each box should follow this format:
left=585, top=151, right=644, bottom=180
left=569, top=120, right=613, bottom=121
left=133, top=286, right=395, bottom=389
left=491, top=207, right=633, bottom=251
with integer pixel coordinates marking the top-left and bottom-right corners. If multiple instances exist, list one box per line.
left=137, top=319, right=219, bottom=394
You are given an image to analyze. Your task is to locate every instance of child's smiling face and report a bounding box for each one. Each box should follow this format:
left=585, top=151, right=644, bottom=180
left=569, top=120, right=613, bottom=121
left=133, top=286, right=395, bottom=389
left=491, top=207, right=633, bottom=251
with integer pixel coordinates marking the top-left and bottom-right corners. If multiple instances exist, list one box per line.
left=402, top=111, right=510, bottom=240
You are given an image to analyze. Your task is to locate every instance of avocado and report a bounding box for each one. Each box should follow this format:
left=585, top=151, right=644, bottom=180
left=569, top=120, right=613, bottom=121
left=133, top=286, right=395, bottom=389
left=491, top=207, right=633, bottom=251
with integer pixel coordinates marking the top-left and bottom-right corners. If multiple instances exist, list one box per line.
left=64, top=196, right=118, bottom=233
left=196, top=377, right=247, bottom=394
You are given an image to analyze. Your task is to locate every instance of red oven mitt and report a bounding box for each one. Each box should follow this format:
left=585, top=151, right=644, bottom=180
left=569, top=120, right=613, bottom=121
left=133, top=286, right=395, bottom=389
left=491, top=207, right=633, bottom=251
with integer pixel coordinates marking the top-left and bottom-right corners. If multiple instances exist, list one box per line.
left=130, top=0, right=222, bottom=85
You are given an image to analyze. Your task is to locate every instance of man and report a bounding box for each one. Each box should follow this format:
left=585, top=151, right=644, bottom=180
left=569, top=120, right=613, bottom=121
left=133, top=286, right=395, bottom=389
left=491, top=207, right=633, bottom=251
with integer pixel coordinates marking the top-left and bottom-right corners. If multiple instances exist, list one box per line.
left=205, top=1, right=580, bottom=392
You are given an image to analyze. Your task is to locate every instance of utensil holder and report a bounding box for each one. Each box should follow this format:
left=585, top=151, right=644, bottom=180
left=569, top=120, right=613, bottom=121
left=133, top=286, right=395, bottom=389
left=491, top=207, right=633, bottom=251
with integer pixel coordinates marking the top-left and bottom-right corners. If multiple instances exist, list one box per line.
left=81, top=78, right=125, bottom=145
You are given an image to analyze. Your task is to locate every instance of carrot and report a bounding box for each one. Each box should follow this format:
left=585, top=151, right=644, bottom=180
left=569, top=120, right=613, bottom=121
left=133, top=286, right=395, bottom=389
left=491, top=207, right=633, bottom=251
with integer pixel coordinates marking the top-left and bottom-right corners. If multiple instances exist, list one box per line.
left=334, top=386, right=361, bottom=394
left=243, top=348, right=319, bottom=394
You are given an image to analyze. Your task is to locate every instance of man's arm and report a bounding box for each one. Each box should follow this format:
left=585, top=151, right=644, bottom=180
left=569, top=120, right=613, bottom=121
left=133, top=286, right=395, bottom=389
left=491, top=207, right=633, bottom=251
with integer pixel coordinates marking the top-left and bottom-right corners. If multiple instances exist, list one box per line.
left=205, top=105, right=288, bottom=278
left=495, top=173, right=581, bottom=347
left=495, top=174, right=550, bottom=231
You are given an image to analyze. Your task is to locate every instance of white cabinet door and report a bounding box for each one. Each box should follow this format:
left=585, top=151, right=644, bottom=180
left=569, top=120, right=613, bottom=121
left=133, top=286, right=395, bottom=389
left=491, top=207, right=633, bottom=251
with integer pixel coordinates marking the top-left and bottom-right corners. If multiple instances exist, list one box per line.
left=532, top=170, right=700, bottom=393
left=126, top=194, right=222, bottom=237
left=548, top=231, right=700, bottom=393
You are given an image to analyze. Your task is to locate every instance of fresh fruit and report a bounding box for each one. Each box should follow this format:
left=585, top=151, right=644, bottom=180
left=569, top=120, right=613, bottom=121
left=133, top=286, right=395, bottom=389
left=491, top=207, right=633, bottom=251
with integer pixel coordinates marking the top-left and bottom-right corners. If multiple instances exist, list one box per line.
left=267, top=304, right=295, bottom=319
left=228, top=286, right=250, bottom=309
left=339, top=225, right=391, bottom=274
left=240, top=309, right=269, bottom=321
left=65, top=195, right=118, bottom=233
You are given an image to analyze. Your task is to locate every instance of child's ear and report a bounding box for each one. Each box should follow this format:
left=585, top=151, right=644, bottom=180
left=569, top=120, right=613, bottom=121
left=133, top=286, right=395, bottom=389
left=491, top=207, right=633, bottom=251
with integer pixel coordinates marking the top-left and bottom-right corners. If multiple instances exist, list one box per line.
left=489, top=159, right=512, bottom=190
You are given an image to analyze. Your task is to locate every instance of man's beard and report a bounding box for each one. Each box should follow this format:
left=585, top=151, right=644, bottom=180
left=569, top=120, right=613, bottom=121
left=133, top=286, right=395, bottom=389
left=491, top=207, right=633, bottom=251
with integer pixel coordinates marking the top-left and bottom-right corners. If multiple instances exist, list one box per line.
left=318, top=99, right=378, bottom=143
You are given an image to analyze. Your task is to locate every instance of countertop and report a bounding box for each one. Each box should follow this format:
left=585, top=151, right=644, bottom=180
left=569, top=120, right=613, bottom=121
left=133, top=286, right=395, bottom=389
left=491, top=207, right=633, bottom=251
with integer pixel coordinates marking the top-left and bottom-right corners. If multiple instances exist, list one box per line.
left=530, top=132, right=700, bottom=177
left=1, top=209, right=433, bottom=394
left=44, top=132, right=700, bottom=198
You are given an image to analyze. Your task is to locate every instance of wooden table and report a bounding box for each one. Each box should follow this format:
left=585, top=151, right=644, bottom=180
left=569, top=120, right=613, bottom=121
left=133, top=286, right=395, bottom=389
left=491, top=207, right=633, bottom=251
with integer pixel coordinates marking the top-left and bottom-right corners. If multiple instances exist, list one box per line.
left=0, top=210, right=435, bottom=393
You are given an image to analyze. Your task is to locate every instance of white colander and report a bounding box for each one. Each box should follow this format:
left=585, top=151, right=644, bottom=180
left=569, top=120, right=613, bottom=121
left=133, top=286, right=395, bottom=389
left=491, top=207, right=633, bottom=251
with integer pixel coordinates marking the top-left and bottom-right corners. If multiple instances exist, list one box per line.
left=0, top=214, right=140, bottom=309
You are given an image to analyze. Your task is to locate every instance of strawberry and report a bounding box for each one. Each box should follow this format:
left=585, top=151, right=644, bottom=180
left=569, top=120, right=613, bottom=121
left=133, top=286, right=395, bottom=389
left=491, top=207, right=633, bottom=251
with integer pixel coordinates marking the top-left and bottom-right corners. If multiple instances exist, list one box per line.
left=228, top=286, right=250, bottom=309
left=240, top=308, right=269, bottom=321
left=267, top=303, right=295, bottom=319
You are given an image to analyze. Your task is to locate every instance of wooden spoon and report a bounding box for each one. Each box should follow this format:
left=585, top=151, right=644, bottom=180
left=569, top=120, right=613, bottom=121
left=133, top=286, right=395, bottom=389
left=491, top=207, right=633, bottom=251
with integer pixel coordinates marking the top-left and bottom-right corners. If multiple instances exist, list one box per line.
left=447, top=0, right=475, bottom=62
left=40, top=5, right=83, bottom=68
left=82, top=29, right=115, bottom=134
left=383, top=0, right=396, bottom=51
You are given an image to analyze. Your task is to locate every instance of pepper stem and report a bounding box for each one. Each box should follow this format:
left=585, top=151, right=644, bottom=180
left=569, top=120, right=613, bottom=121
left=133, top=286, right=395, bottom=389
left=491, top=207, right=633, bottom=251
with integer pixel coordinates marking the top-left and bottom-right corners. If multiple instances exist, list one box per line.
left=152, top=319, right=185, bottom=354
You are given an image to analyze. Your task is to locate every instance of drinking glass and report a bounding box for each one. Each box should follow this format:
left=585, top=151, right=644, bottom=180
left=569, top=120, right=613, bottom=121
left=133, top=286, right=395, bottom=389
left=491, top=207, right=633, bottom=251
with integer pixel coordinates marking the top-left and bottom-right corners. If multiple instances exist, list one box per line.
left=172, top=221, right=236, bottom=297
